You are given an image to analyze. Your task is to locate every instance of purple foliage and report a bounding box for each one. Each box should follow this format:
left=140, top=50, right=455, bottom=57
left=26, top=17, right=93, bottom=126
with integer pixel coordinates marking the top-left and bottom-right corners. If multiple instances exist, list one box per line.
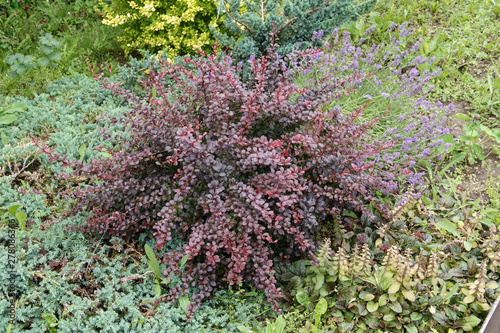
left=33, top=25, right=451, bottom=316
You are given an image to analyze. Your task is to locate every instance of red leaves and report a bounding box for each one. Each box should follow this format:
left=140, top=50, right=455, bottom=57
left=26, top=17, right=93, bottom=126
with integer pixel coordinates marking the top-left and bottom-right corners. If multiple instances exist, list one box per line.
left=42, top=38, right=432, bottom=317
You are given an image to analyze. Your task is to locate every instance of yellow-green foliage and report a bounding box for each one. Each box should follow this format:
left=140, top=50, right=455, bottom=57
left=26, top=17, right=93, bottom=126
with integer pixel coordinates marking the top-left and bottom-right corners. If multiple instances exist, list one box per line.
left=98, top=0, right=222, bottom=56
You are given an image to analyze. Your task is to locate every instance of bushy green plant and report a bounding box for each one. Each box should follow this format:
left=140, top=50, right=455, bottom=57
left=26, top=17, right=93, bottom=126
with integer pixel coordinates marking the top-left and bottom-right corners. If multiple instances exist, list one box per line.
left=98, top=0, right=223, bottom=56
left=211, top=0, right=376, bottom=63
left=277, top=193, right=500, bottom=333
left=4, top=33, right=61, bottom=79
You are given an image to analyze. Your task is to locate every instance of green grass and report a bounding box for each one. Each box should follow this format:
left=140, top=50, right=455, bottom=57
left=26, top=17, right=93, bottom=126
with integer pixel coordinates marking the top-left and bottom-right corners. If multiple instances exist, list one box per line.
left=0, top=0, right=124, bottom=97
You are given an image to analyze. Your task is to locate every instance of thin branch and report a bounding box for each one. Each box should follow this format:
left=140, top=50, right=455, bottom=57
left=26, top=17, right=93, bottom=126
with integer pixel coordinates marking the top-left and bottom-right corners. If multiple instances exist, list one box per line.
left=276, top=0, right=332, bottom=35
left=223, top=1, right=254, bottom=35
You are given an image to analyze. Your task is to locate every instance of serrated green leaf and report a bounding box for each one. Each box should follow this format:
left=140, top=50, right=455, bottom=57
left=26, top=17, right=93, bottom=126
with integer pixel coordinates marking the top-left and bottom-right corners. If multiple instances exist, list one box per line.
left=48, top=51, right=61, bottom=62
left=37, top=57, right=50, bottom=67
left=39, top=45, right=52, bottom=55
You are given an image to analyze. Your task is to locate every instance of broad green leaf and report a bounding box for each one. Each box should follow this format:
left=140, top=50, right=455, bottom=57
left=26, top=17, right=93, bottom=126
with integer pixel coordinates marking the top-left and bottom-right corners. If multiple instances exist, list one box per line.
left=315, top=298, right=328, bottom=315
left=366, top=301, right=378, bottom=313
left=314, top=274, right=324, bottom=290
left=422, top=41, right=429, bottom=54
left=410, top=312, right=422, bottom=321
left=463, top=315, right=481, bottom=330
left=405, top=325, right=418, bottom=333
left=454, top=113, right=471, bottom=121
left=178, top=254, right=189, bottom=269
left=237, top=327, right=252, bottom=333
left=435, top=219, right=460, bottom=237
left=485, top=281, right=500, bottom=289
left=41, top=313, right=57, bottom=324
left=369, top=11, right=381, bottom=25
left=380, top=277, right=392, bottom=290
left=296, top=292, right=309, bottom=305
left=179, top=295, right=190, bottom=313
left=16, top=211, right=27, bottom=231
left=0, top=129, right=6, bottom=146
left=388, top=281, right=401, bottom=294
left=480, top=124, right=493, bottom=136
left=463, top=295, right=475, bottom=304
left=363, top=293, right=375, bottom=301
left=0, top=115, right=18, bottom=125
left=144, top=244, right=161, bottom=279
left=383, top=313, right=395, bottom=322
left=388, top=301, right=402, bottom=313
left=79, top=143, right=86, bottom=161
left=432, top=313, right=448, bottom=326
left=445, top=307, right=458, bottom=322
left=8, top=205, right=22, bottom=216
left=39, top=45, right=52, bottom=55
left=378, top=294, right=388, bottom=306
left=402, top=289, right=416, bottom=302
left=2, top=103, right=28, bottom=113
left=495, top=77, right=500, bottom=90
left=154, top=283, right=161, bottom=297
left=274, top=315, right=286, bottom=333
left=443, top=283, right=460, bottom=302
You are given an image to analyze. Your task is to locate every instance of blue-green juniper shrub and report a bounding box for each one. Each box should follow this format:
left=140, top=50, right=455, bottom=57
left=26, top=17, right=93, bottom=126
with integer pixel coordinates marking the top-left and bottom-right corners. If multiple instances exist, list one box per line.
left=211, top=0, right=376, bottom=63
left=32, top=26, right=450, bottom=317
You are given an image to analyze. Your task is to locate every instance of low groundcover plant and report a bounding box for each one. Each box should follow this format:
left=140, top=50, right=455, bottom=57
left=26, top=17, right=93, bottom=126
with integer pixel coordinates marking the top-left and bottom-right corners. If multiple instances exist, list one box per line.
left=32, top=25, right=451, bottom=317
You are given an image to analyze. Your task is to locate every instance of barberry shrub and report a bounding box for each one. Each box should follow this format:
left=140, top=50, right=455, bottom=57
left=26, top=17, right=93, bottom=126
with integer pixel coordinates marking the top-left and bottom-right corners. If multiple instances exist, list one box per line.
left=35, top=27, right=449, bottom=315
left=97, top=0, right=223, bottom=56
left=211, top=0, right=376, bottom=62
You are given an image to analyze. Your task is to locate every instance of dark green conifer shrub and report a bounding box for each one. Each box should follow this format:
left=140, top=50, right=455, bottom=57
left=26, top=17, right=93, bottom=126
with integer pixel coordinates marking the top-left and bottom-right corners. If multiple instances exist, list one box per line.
left=211, top=0, right=376, bottom=62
